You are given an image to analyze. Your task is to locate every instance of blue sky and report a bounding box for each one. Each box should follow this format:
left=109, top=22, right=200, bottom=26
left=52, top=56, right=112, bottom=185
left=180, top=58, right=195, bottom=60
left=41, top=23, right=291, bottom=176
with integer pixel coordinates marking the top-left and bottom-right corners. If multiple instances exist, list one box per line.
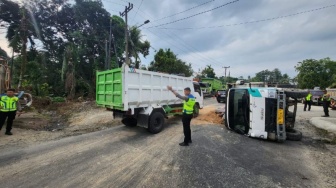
left=1, top=0, right=336, bottom=79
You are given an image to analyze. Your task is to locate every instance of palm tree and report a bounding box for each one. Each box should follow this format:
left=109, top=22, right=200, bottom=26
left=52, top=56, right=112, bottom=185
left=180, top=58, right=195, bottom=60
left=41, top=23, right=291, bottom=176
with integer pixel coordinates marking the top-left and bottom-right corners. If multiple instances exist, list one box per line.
left=128, top=26, right=150, bottom=68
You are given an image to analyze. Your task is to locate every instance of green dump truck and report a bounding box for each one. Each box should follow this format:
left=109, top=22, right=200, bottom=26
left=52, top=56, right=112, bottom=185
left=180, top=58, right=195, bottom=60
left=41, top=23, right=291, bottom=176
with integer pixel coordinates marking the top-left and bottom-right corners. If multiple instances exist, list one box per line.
left=96, top=64, right=204, bottom=134
left=199, top=78, right=224, bottom=97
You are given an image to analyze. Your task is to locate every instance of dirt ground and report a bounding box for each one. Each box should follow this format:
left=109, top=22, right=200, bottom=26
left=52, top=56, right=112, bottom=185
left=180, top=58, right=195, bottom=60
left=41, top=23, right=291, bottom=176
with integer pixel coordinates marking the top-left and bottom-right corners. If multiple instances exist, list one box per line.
left=0, top=101, right=223, bottom=151
left=0, top=101, right=121, bottom=151
left=192, top=105, right=223, bottom=125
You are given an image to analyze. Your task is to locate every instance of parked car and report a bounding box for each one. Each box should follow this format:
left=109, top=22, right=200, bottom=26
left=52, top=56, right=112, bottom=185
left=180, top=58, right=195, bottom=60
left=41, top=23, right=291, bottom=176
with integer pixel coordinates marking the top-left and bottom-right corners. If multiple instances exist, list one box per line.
left=216, top=90, right=226, bottom=103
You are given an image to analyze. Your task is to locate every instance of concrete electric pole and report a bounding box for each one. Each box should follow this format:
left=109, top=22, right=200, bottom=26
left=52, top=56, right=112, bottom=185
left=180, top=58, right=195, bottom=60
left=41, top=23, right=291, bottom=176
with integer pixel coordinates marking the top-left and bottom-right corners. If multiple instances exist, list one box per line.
left=120, top=3, right=133, bottom=66
left=223, top=66, right=230, bottom=83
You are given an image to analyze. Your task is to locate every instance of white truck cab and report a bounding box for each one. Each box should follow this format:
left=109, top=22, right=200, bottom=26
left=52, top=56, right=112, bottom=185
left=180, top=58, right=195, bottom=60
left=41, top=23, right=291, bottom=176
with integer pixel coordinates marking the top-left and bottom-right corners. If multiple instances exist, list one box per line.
left=225, top=84, right=307, bottom=142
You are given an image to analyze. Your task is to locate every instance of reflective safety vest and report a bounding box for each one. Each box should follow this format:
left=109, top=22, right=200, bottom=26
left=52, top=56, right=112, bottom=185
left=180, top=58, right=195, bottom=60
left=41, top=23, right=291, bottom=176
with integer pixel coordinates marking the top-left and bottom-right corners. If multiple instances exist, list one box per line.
left=321, top=94, right=331, bottom=102
left=306, top=93, right=312, bottom=101
left=0, top=96, right=19, bottom=112
left=183, top=94, right=196, bottom=114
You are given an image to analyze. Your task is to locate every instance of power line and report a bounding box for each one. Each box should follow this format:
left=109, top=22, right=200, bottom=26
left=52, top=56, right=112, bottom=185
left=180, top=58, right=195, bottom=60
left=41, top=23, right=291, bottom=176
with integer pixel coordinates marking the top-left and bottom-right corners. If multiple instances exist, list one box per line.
left=154, top=4, right=336, bottom=30
left=146, top=0, right=239, bottom=29
left=159, top=29, right=225, bottom=68
left=151, top=0, right=215, bottom=23
left=132, top=0, right=144, bottom=21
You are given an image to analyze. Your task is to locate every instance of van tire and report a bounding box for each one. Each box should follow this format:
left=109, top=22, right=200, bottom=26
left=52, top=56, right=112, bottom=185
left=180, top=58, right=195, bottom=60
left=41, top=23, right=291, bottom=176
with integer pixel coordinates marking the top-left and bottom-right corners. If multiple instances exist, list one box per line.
left=193, top=104, right=200, bottom=118
left=286, top=129, right=302, bottom=141
left=148, top=112, right=165, bottom=134
left=284, top=91, right=307, bottom=99
left=122, top=117, right=137, bottom=127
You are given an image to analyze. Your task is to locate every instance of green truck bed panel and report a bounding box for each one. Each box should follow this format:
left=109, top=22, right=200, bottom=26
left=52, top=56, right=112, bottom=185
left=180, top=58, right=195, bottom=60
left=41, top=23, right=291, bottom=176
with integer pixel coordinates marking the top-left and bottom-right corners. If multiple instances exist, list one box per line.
left=96, top=68, right=123, bottom=109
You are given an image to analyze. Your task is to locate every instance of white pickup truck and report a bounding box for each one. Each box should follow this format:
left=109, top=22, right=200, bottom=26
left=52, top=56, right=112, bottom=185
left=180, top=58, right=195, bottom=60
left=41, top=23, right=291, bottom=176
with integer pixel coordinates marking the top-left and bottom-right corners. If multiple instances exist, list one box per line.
left=96, top=64, right=204, bottom=133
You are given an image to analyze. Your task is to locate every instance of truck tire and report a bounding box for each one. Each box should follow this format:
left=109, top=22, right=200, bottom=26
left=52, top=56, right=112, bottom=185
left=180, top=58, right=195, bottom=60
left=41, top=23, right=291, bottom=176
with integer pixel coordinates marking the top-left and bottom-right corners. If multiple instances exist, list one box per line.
left=193, top=104, right=200, bottom=118
left=122, top=117, right=137, bottom=127
left=284, top=91, right=307, bottom=99
left=286, top=129, right=302, bottom=141
left=148, top=112, right=165, bottom=134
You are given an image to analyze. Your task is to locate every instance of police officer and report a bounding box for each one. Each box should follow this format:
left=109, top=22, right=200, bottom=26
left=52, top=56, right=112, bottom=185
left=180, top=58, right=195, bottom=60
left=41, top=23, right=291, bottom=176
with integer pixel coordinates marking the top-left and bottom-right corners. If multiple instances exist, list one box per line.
left=304, top=91, right=312, bottom=111
left=167, top=86, right=195, bottom=146
left=0, top=89, right=22, bottom=135
left=321, top=93, right=331, bottom=117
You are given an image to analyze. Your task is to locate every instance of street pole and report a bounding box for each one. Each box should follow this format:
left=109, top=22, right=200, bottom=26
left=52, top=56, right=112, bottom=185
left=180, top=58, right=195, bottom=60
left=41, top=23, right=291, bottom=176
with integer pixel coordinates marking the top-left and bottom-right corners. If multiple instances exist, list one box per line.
left=120, top=3, right=133, bottom=66
left=111, top=34, right=119, bottom=67
left=108, top=19, right=112, bottom=69
left=105, top=40, right=108, bottom=69
left=10, top=49, right=14, bottom=88
left=223, top=66, right=230, bottom=83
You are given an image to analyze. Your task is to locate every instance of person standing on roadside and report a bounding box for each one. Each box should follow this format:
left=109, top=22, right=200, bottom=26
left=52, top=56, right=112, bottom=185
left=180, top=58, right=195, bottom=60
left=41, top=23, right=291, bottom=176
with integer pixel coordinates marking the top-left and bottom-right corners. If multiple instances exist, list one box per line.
left=304, top=90, right=312, bottom=111
left=0, top=89, right=22, bottom=135
left=167, top=86, right=195, bottom=146
left=321, top=93, right=331, bottom=117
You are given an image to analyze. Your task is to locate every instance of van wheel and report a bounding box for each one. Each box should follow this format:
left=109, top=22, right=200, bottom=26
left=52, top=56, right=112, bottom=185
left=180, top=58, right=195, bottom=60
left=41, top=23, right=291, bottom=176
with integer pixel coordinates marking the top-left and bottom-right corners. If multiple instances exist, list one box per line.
left=148, top=112, right=165, bottom=134
left=122, top=117, right=137, bottom=127
left=193, top=104, right=200, bottom=118
left=286, top=129, right=302, bottom=141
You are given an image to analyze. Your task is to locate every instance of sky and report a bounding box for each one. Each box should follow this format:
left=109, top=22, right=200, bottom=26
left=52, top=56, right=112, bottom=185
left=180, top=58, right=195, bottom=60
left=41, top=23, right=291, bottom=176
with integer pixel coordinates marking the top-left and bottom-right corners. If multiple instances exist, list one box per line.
left=1, top=0, right=336, bottom=79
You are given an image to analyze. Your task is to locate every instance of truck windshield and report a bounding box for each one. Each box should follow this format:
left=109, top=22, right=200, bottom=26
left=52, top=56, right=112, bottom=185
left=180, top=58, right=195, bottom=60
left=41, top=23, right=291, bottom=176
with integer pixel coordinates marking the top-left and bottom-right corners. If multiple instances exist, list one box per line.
left=199, top=82, right=209, bottom=88
left=228, top=89, right=249, bottom=134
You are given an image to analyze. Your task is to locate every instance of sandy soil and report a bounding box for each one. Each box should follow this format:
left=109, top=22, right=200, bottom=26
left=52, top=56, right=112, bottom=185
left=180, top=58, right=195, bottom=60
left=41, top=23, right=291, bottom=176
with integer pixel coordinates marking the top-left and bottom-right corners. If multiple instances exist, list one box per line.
left=192, top=106, right=223, bottom=125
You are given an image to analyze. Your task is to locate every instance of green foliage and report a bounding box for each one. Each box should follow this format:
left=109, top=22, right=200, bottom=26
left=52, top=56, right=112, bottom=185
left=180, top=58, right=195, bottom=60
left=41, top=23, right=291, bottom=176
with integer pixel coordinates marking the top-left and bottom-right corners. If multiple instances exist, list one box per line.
left=148, top=49, right=193, bottom=77
left=295, top=58, right=336, bottom=89
left=51, top=97, right=66, bottom=103
left=128, top=26, right=150, bottom=68
left=201, top=65, right=216, bottom=78
left=251, top=68, right=290, bottom=83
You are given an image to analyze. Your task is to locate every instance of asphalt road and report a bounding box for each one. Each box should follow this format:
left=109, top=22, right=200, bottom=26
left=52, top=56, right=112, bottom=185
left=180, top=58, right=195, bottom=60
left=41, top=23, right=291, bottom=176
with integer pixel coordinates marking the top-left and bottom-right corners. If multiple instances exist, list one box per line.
left=0, top=99, right=333, bottom=188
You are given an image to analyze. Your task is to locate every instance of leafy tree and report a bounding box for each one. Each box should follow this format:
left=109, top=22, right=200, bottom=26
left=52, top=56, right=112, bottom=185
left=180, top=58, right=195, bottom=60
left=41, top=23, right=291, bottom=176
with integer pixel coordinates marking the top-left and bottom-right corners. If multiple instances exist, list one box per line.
left=148, top=48, right=193, bottom=76
left=201, top=65, right=216, bottom=78
left=128, top=26, right=150, bottom=68
left=295, top=58, right=336, bottom=89
left=251, top=68, right=289, bottom=83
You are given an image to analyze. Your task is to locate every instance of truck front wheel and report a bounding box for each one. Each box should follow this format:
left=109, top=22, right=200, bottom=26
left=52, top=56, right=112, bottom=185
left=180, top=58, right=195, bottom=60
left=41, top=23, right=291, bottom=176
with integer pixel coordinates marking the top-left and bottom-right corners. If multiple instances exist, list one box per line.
left=148, top=112, right=165, bottom=134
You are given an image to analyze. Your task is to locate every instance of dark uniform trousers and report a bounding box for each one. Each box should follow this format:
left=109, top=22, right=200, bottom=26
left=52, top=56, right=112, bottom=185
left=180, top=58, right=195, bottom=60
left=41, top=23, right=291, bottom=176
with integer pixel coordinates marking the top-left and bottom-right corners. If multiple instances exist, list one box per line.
left=0, top=111, right=16, bottom=132
left=304, top=100, right=312, bottom=111
left=182, top=113, right=193, bottom=143
left=323, top=101, right=330, bottom=116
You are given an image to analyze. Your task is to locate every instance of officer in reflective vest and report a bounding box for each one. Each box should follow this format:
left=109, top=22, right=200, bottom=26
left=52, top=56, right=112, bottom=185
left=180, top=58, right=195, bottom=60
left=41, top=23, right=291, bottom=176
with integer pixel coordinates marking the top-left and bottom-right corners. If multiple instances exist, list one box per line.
left=0, top=88, right=22, bottom=135
left=167, top=86, right=196, bottom=146
left=304, top=91, right=312, bottom=111
left=321, top=93, right=331, bottom=117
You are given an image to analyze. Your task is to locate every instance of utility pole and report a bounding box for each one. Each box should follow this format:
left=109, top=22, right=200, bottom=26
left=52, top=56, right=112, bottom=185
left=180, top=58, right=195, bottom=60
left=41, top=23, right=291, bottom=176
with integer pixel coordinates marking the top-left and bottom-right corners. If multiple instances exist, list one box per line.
left=18, top=8, right=28, bottom=90
left=223, top=66, right=230, bottom=84
left=107, top=19, right=112, bottom=69
left=120, top=3, right=133, bottom=66
left=105, top=40, right=108, bottom=69
left=111, top=34, right=119, bottom=67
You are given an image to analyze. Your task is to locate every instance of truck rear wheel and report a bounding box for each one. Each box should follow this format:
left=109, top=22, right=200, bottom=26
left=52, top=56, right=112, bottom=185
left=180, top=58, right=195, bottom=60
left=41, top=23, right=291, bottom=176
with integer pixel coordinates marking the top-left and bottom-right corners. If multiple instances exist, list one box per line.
left=122, top=117, right=137, bottom=127
left=286, top=129, right=302, bottom=141
left=148, top=112, right=165, bottom=134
